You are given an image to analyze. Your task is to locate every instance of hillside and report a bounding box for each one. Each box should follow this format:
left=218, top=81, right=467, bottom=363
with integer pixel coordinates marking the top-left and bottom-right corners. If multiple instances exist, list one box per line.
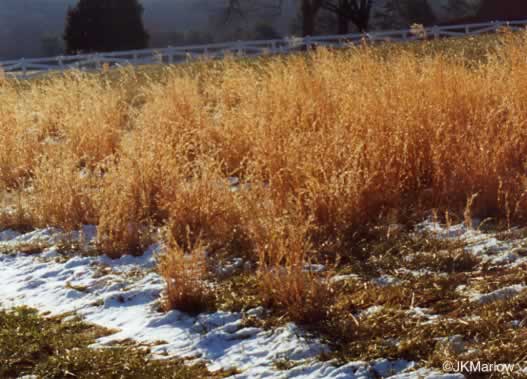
left=2, top=31, right=527, bottom=378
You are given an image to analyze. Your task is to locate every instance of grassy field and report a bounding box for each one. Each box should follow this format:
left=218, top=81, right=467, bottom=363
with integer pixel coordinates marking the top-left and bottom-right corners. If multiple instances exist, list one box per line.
left=2, top=30, right=527, bottom=375
left=0, top=306, right=228, bottom=378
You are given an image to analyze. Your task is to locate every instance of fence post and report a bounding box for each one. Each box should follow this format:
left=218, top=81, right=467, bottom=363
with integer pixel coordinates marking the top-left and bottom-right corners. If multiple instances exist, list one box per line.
left=236, top=40, right=244, bottom=55
left=156, top=50, right=163, bottom=64
left=2, top=19, right=522, bottom=78
left=94, top=53, right=101, bottom=70
left=21, top=58, right=27, bottom=79
left=305, top=36, right=312, bottom=50
left=432, top=26, right=440, bottom=39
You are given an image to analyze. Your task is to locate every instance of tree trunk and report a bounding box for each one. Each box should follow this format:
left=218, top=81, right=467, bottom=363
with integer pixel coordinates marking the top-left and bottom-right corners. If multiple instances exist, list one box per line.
left=354, top=21, right=368, bottom=33
left=302, top=1, right=316, bottom=36
left=337, top=13, right=349, bottom=34
left=356, top=19, right=368, bottom=33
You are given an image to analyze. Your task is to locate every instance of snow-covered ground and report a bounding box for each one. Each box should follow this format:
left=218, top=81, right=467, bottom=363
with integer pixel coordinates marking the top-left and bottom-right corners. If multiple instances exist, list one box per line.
left=5, top=221, right=524, bottom=378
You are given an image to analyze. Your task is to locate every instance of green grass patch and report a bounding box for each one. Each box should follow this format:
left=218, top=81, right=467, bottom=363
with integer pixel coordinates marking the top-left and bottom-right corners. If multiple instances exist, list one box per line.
left=0, top=306, right=232, bottom=379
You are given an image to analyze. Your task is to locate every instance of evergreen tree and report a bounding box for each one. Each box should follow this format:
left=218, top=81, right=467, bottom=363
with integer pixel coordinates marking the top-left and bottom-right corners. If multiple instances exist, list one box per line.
left=64, top=0, right=149, bottom=54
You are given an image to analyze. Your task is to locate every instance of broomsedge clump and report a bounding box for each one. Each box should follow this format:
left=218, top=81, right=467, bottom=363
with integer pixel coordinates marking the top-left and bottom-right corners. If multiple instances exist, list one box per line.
left=158, top=234, right=214, bottom=314
left=160, top=161, right=249, bottom=255
left=248, top=201, right=333, bottom=324
left=258, top=265, right=334, bottom=325
left=95, top=155, right=161, bottom=258
left=0, top=189, right=32, bottom=231
left=28, top=151, right=98, bottom=230
left=3, top=32, right=527, bottom=321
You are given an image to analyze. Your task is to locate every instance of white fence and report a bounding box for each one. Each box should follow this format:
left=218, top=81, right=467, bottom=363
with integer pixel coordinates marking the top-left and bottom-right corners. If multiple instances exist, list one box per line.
left=2, top=19, right=526, bottom=79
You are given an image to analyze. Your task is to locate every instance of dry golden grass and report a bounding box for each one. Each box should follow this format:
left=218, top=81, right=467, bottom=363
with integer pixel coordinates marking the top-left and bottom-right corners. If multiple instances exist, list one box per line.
left=246, top=204, right=334, bottom=323
left=3, top=32, right=527, bottom=316
left=29, top=152, right=99, bottom=229
left=158, top=236, right=213, bottom=314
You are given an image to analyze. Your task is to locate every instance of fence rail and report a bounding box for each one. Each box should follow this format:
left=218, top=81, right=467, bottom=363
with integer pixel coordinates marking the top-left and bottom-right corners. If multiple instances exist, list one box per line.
left=2, top=19, right=526, bottom=79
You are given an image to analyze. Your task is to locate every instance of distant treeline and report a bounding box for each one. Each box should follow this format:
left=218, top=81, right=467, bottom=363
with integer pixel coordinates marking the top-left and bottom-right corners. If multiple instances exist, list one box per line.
left=1, top=0, right=526, bottom=60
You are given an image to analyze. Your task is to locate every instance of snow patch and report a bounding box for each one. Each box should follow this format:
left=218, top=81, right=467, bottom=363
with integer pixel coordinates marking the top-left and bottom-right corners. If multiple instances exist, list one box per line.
left=0, top=227, right=460, bottom=378
left=470, top=285, right=526, bottom=305
left=0, top=229, right=21, bottom=241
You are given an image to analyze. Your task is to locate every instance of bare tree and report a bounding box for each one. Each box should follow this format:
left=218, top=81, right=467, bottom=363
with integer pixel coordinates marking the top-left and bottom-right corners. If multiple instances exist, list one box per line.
left=301, top=0, right=324, bottom=36
left=222, top=0, right=284, bottom=23
left=320, top=0, right=374, bottom=33
left=441, top=0, right=479, bottom=20
left=221, top=0, right=374, bottom=37
left=222, top=0, right=321, bottom=36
